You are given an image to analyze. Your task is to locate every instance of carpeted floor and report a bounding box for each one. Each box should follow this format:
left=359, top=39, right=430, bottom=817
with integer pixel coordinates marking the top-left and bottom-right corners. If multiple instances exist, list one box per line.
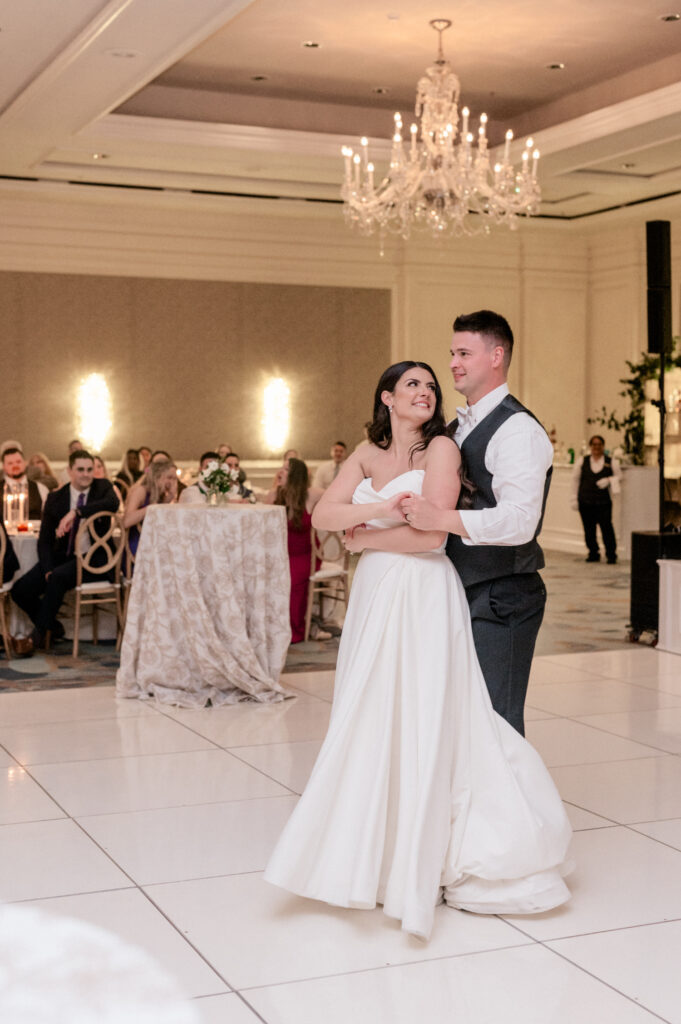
left=0, top=550, right=635, bottom=693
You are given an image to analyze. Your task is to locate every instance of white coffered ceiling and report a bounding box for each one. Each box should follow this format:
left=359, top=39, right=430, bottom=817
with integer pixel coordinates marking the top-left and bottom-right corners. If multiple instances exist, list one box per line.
left=1, top=0, right=680, bottom=224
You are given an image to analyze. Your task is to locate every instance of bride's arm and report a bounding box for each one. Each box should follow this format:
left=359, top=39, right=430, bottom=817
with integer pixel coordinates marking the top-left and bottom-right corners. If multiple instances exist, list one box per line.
left=345, top=437, right=461, bottom=554
left=311, top=448, right=400, bottom=531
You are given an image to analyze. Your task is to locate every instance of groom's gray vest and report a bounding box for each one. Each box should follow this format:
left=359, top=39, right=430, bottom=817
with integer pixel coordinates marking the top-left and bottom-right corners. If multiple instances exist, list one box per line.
left=446, top=394, right=551, bottom=588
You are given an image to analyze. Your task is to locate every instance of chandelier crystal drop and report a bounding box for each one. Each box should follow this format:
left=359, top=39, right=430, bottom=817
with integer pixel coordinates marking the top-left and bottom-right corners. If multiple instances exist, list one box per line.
left=341, top=19, right=541, bottom=244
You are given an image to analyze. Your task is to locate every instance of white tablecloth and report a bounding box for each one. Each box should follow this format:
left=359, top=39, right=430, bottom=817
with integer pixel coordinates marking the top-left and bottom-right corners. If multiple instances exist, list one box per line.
left=6, top=528, right=39, bottom=637
left=116, top=503, right=293, bottom=706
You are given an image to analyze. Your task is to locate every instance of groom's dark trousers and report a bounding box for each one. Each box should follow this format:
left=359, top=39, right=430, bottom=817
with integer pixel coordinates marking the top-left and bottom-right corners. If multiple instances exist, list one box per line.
left=447, top=394, right=552, bottom=738
left=462, top=573, right=546, bottom=736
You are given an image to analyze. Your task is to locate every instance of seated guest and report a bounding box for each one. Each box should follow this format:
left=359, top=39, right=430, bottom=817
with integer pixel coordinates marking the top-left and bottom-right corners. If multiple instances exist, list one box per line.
left=27, top=452, right=60, bottom=491
left=124, top=460, right=178, bottom=557
left=312, top=441, right=347, bottom=489
left=115, top=449, right=142, bottom=489
left=1, top=519, right=19, bottom=582
left=178, top=451, right=220, bottom=504
left=217, top=443, right=232, bottom=461
left=269, top=448, right=299, bottom=491
left=266, top=458, right=325, bottom=644
left=1, top=446, right=48, bottom=519
left=93, top=455, right=124, bottom=508
left=11, top=450, right=118, bottom=649
left=58, top=439, right=84, bottom=483
left=225, top=453, right=251, bottom=496
left=150, top=449, right=172, bottom=464
left=138, top=446, right=152, bottom=469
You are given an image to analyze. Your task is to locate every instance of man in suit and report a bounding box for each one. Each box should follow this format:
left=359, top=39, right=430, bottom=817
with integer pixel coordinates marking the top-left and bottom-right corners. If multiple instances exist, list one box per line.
left=401, top=310, right=553, bottom=737
left=11, top=449, right=118, bottom=649
left=1, top=445, right=48, bottom=520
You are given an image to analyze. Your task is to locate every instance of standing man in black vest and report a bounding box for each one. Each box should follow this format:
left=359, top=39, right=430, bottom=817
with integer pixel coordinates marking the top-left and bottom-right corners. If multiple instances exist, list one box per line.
left=401, top=310, right=553, bottom=736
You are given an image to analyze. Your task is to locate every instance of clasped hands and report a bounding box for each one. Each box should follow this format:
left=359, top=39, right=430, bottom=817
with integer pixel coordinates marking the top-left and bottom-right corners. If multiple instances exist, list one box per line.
left=341, top=491, right=440, bottom=552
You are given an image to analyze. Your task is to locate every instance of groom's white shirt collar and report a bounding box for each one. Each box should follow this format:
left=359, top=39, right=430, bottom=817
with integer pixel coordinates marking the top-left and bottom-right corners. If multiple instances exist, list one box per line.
left=456, top=382, right=509, bottom=438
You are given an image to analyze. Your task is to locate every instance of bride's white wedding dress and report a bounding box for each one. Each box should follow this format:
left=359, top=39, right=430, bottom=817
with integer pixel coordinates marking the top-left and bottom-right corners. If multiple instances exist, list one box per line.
left=264, top=470, right=572, bottom=940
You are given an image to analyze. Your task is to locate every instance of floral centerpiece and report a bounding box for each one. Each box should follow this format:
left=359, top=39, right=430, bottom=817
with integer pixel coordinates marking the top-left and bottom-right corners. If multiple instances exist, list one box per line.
left=197, top=460, right=241, bottom=503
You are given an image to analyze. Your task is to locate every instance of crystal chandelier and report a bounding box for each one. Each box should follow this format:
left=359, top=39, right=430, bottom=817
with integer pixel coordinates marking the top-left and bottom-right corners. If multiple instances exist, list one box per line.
left=341, top=19, right=541, bottom=244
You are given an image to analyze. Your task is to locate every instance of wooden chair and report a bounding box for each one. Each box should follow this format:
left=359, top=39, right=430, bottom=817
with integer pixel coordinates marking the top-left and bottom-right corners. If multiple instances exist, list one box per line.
left=0, top=529, right=14, bottom=659
left=116, top=526, right=138, bottom=651
left=304, top=529, right=350, bottom=641
left=73, top=512, right=124, bottom=657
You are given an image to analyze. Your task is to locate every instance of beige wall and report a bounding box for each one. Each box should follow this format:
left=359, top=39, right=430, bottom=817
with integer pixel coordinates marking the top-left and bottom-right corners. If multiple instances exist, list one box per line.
left=0, top=182, right=679, bottom=466
left=0, top=272, right=391, bottom=461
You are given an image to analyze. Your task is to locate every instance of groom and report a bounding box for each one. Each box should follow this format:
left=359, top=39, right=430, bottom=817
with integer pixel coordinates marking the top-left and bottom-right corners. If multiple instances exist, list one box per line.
left=402, top=310, right=553, bottom=736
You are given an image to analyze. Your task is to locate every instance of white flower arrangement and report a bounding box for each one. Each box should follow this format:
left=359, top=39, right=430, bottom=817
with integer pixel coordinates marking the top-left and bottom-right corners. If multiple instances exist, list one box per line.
left=197, top=461, right=240, bottom=499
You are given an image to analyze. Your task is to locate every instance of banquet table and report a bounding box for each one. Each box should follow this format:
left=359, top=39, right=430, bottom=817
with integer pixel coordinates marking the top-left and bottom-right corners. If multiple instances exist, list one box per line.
left=6, top=526, right=39, bottom=637
left=115, top=503, right=293, bottom=707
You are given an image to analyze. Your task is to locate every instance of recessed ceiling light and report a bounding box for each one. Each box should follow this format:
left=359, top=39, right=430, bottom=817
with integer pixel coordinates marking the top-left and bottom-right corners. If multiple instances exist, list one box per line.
left=620, top=162, right=636, bottom=169
left=104, top=48, right=141, bottom=59
left=301, top=40, right=320, bottom=48
left=546, top=62, right=565, bottom=70
left=251, top=74, right=268, bottom=81
left=92, top=153, right=108, bottom=160
left=372, top=86, right=390, bottom=95
left=659, top=12, right=680, bottom=20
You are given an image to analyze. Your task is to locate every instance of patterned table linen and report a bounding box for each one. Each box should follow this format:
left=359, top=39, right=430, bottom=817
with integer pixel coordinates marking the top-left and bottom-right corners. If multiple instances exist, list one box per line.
left=116, top=503, right=293, bottom=706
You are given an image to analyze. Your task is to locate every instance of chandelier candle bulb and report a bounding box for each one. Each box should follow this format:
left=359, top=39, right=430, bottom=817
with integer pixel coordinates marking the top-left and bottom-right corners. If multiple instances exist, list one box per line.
left=353, top=153, right=361, bottom=187
left=504, top=130, right=513, bottom=164
left=462, top=106, right=469, bottom=137
left=361, top=137, right=369, bottom=168
left=532, top=149, right=540, bottom=178
left=367, top=162, right=375, bottom=189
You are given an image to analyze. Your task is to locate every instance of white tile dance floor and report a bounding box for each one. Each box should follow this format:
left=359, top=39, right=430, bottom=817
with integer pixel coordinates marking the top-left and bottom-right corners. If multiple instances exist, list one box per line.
left=1, top=648, right=681, bottom=1023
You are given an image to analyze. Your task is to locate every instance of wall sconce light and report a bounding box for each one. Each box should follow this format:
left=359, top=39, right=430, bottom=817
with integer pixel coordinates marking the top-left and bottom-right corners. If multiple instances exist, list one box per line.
left=262, top=377, right=290, bottom=452
left=77, top=373, right=112, bottom=452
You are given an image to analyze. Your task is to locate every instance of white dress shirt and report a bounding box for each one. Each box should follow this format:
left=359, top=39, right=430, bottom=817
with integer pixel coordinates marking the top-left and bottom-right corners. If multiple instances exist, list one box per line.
left=178, top=483, right=206, bottom=504
left=313, top=460, right=343, bottom=490
left=455, top=383, right=554, bottom=547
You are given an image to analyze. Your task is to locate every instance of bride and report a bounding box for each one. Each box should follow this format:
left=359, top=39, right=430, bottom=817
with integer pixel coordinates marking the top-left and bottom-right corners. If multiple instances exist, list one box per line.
left=264, top=361, right=572, bottom=940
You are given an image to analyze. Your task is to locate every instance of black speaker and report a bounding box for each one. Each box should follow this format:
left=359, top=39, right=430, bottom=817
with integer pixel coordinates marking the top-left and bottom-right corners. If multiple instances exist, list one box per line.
left=646, top=221, right=672, bottom=354
left=647, top=288, right=672, bottom=355
left=630, top=530, right=681, bottom=633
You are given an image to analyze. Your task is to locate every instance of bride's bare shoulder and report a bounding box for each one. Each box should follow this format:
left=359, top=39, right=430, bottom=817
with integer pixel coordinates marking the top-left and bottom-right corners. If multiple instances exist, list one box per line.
left=356, top=443, right=387, bottom=478
left=426, top=435, right=461, bottom=464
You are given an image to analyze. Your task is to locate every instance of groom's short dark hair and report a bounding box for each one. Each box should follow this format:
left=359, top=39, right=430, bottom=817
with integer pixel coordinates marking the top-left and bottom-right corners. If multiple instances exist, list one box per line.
left=453, top=310, right=514, bottom=368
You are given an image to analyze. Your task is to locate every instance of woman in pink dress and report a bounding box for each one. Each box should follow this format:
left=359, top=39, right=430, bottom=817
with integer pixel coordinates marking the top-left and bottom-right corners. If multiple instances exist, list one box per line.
left=268, top=458, right=323, bottom=643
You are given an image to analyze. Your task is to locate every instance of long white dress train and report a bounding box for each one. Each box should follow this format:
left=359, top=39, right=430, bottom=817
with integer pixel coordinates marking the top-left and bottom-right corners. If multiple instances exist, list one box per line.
left=264, top=471, right=572, bottom=940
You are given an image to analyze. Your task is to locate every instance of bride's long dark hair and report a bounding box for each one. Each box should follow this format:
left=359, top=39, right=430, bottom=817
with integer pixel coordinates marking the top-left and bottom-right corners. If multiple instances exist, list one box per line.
left=368, top=361, right=446, bottom=461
